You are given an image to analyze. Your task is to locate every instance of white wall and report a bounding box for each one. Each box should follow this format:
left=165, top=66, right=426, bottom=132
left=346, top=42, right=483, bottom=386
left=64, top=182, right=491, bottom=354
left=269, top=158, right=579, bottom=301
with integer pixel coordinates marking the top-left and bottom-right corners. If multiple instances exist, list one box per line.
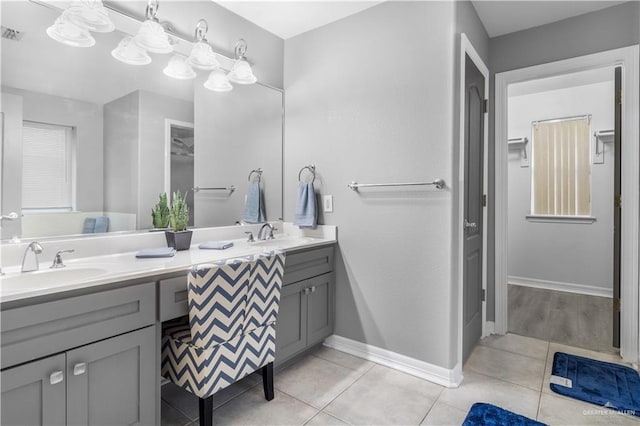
left=507, top=80, right=614, bottom=293
left=285, top=1, right=460, bottom=369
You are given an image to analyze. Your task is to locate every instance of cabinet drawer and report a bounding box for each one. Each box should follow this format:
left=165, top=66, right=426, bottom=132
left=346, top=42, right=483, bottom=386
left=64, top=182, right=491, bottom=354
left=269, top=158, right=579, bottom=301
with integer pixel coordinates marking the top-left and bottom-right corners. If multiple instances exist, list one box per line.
left=1, top=282, right=155, bottom=369
left=158, top=276, right=188, bottom=322
left=283, top=246, right=334, bottom=286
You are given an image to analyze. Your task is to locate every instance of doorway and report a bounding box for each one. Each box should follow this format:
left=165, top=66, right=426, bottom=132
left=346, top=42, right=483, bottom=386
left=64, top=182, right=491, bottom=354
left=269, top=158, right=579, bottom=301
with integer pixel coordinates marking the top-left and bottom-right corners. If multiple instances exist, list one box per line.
left=494, top=46, right=639, bottom=363
left=165, top=120, right=195, bottom=227
left=506, top=67, right=616, bottom=353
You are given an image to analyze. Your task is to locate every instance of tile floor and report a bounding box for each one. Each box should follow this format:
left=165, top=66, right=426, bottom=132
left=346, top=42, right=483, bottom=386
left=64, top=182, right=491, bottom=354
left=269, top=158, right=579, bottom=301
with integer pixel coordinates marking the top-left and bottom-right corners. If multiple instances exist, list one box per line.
left=508, top=284, right=614, bottom=353
left=161, top=334, right=640, bottom=425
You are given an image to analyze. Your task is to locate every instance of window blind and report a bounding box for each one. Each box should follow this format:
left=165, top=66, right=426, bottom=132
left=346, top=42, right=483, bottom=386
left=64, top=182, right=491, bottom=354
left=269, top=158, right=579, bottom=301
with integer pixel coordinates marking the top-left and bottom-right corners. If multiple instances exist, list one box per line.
left=532, top=117, right=591, bottom=216
left=22, top=121, right=73, bottom=210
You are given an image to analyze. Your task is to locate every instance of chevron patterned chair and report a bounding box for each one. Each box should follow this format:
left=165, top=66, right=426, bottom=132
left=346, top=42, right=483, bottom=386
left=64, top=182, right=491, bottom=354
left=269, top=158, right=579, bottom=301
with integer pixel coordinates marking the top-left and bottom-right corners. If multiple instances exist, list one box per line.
left=161, top=251, right=285, bottom=426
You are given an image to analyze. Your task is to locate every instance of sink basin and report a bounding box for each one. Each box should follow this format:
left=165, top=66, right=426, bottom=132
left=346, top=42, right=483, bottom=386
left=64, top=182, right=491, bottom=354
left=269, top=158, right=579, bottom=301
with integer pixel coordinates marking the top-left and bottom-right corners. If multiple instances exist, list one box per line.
left=0, top=267, right=109, bottom=291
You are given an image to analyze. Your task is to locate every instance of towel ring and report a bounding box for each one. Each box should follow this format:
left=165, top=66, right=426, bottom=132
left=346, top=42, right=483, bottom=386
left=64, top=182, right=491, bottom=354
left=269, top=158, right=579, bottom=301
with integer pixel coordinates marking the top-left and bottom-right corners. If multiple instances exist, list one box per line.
left=248, top=168, right=263, bottom=182
left=298, top=164, right=316, bottom=183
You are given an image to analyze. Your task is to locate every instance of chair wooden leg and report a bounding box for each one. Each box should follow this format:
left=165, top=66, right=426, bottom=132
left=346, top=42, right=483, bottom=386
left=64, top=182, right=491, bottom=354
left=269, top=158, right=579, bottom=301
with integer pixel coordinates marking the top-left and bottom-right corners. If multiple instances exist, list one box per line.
left=199, top=396, right=214, bottom=426
left=262, top=362, right=274, bottom=401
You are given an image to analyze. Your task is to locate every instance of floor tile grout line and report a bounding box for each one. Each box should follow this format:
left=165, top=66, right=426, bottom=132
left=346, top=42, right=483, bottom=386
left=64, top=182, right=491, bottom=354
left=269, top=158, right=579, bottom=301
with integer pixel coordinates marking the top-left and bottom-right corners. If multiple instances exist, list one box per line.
left=477, top=341, right=550, bottom=363
left=462, top=368, right=545, bottom=395
left=536, top=342, right=550, bottom=421
left=417, top=387, right=446, bottom=425
left=311, top=351, right=378, bottom=375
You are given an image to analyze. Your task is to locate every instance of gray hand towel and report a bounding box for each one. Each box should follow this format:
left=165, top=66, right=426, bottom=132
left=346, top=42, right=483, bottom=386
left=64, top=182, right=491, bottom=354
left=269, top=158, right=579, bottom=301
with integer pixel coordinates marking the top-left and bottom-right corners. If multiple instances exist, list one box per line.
left=199, top=241, right=234, bottom=250
left=242, top=182, right=266, bottom=223
left=135, top=247, right=176, bottom=258
left=294, top=182, right=317, bottom=229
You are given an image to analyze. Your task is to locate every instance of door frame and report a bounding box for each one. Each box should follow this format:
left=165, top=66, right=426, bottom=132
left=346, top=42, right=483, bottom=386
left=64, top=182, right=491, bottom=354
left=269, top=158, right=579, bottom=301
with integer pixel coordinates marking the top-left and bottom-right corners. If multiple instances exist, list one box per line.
left=457, top=34, right=489, bottom=370
left=494, top=45, right=639, bottom=363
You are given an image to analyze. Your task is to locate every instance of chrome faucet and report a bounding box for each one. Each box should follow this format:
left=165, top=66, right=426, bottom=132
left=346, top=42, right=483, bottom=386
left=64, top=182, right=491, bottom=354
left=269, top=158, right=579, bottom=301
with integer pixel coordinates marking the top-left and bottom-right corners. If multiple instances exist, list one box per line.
left=257, top=223, right=277, bottom=241
left=22, top=241, right=44, bottom=272
left=50, top=249, right=75, bottom=269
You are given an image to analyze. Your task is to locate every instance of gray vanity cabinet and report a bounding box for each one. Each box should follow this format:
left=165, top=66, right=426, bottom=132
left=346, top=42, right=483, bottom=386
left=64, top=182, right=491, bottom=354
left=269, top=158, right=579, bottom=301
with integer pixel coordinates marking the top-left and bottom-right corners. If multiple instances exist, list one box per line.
left=276, top=246, right=335, bottom=364
left=1, top=282, right=157, bottom=425
left=1, top=354, right=66, bottom=426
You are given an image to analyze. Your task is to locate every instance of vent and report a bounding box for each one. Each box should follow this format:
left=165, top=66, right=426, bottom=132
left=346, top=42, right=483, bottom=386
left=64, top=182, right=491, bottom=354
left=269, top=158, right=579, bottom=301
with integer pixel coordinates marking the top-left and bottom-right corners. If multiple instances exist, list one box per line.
left=1, top=26, right=23, bottom=41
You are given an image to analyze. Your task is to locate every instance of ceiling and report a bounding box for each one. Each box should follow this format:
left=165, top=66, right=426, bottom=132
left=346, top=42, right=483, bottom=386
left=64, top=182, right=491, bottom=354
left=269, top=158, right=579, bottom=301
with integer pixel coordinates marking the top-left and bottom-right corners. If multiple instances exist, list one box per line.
left=216, top=0, right=625, bottom=40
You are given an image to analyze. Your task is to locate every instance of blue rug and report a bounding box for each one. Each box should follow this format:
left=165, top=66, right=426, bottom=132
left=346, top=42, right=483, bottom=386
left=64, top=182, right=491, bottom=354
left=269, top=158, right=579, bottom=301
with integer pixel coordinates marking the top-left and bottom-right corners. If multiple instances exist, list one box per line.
left=551, top=352, right=640, bottom=417
left=462, top=402, right=545, bottom=425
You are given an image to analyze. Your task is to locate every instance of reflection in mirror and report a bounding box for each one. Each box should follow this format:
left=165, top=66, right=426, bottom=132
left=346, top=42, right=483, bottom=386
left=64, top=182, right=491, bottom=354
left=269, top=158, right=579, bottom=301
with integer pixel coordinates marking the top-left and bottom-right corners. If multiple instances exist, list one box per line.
left=0, top=0, right=283, bottom=241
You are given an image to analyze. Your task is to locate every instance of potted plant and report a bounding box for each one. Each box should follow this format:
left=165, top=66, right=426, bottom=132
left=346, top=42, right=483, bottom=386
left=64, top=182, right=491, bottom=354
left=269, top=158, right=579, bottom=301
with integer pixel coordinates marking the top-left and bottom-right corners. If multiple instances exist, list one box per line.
left=165, top=190, right=192, bottom=250
left=151, top=192, right=170, bottom=230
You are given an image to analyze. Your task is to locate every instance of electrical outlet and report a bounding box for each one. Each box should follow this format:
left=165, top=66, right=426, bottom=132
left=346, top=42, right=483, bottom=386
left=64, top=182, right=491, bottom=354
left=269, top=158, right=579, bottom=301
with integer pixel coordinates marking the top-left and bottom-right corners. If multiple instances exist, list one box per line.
left=323, top=195, right=333, bottom=213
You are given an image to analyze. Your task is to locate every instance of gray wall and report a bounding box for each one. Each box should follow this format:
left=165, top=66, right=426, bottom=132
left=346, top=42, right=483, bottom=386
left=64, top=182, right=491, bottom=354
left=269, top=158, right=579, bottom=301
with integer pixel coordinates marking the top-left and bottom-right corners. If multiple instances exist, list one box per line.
left=486, top=1, right=640, bottom=321
left=285, top=1, right=472, bottom=369
left=507, top=81, right=614, bottom=291
left=103, top=92, right=139, bottom=217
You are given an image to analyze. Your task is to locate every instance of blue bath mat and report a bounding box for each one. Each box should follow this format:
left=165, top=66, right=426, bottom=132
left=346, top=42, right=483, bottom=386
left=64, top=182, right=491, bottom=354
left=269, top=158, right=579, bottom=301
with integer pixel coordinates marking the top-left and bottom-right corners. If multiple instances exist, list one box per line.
left=462, top=402, right=545, bottom=425
left=551, top=352, right=640, bottom=417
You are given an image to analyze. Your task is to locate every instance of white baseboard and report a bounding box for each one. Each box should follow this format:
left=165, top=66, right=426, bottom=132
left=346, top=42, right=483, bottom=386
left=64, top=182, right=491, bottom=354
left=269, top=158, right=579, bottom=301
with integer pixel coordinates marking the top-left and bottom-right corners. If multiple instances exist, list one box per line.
left=323, top=335, right=463, bottom=388
left=508, top=276, right=612, bottom=298
left=483, top=321, right=495, bottom=337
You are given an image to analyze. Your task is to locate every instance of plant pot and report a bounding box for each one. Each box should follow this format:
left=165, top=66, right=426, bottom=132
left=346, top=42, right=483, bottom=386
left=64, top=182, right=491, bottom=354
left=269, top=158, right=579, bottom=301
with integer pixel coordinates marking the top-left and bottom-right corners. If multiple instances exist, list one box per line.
left=165, top=230, right=193, bottom=251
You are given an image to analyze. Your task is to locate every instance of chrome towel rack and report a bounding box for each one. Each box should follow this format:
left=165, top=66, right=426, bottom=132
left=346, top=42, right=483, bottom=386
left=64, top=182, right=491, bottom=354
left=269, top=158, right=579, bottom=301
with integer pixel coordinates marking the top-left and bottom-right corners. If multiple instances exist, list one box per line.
left=193, top=185, right=235, bottom=193
left=248, top=168, right=263, bottom=182
left=348, top=179, right=445, bottom=191
left=298, top=164, right=316, bottom=183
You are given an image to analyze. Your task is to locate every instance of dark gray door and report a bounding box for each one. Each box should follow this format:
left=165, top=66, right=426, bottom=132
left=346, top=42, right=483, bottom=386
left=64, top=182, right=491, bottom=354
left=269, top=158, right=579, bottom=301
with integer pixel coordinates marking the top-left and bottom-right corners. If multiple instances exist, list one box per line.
left=276, top=281, right=308, bottom=362
left=306, top=273, right=334, bottom=346
left=462, top=54, right=485, bottom=363
left=1, top=354, right=66, bottom=426
left=66, top=326, right=156, bottom=426
left=613, top=66, right=622, bottom=348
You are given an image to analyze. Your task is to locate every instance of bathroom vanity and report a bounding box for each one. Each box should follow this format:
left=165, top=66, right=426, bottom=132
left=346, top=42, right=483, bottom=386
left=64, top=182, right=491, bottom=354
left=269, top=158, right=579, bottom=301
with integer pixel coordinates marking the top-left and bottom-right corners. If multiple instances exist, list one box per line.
left=0, top=224, right=336, bottom=425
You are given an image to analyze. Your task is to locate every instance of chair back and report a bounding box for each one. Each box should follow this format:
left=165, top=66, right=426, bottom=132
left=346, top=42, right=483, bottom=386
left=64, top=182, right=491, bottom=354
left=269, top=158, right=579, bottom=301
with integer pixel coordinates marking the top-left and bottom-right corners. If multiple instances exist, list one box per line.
left=244, top=251, right=285, bottom=331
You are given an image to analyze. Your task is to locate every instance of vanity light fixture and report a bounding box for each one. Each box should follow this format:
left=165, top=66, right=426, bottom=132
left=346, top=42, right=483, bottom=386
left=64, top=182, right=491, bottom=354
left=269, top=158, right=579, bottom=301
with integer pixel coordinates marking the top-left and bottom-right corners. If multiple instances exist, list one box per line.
left=163, top=55, right=197, bottom=80
left=65, top=0, right=115, bottom=33
left=187, top=19, right=221, bottom=70
left=227, top=39, right=257, bottom=84
left=46, top=10, right=96, bottom=47
left=132, top=0, right=173, bottom=54
left=204, top=68, right=233, bottom=92
left=46, top=0, right=115, bottom=47
left=111, top=36, right=151, bottom=65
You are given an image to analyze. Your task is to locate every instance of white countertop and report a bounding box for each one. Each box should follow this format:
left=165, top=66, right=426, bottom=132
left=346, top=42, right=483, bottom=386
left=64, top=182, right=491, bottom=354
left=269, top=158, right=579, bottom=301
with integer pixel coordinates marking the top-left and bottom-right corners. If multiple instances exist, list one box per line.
left=0, top=224, right=336, bottom=304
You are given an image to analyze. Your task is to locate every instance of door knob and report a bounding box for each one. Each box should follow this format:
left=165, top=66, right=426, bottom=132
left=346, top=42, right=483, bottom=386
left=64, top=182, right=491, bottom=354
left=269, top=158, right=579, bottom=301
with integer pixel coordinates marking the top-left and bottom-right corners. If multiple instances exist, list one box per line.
left=1, top=212, right=19, bottom=221
left=464, top=219, right=477, bottom=229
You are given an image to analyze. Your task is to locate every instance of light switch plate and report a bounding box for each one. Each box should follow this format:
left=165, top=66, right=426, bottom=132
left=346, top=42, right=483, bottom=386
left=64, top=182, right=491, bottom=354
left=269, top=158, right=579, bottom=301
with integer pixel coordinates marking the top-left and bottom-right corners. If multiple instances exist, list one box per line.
left=323, top=195, right=333, bottom=213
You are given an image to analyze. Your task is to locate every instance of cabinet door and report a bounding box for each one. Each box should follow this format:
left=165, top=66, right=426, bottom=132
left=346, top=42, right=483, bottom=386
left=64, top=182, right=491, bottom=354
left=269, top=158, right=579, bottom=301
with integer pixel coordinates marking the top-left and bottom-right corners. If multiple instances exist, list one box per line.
left=66, top=326, right=156, bottom=426
left=1, top=353, right=66, bottom=426
left=275, top=281, right=307, bottom=362
left=306, top=273, right=334, bottom=346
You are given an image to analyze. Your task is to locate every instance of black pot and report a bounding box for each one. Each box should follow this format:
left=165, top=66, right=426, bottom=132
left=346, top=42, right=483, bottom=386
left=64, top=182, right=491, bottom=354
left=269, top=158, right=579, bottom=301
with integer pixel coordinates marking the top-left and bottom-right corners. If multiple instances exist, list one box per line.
left=165, top=230, right=193, bottom=251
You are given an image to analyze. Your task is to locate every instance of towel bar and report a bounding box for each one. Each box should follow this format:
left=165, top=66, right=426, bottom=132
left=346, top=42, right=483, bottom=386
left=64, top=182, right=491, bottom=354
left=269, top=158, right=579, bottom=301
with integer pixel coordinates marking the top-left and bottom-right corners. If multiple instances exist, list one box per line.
left=348, top=179, right=445, bottom=191
left=193, top=186, right=235, bottom=193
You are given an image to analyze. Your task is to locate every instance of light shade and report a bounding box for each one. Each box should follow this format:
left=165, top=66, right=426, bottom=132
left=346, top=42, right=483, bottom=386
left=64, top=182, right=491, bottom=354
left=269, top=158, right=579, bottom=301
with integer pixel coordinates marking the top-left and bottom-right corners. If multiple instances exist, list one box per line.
left=133, top=20, right=172, bottom=54
left=204, top=69, right=232, bottom=92
left=187, top=42, right=220, bottom=70
left=66, top=0, right=115, bottom=33
left=163, top=55, right=196, bottom=80
left=111, top=36, right=151, bottom=65
left=228, top=59, right=257, bottom=85
left=46, top=11, right=95, bottom=47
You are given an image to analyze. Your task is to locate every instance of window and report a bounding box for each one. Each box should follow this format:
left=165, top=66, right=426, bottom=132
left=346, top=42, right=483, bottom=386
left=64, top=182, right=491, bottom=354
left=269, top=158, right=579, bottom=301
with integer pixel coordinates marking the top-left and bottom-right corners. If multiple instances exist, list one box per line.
left=531, top=117, right=591, bottom=216
left=22, top=121, right=74, bottom=211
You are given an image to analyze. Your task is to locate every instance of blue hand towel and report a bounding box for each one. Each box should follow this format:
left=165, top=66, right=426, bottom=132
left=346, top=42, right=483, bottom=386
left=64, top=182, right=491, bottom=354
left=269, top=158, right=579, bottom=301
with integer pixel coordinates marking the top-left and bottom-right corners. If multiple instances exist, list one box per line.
left=294, top=182, right=317, bottom=229
left=135, top=247, right=176, bottom=258
left=242, top=182, right=266, bottom=223
left=199, top=241, right=234, bottom=250
left=94, top=216, right=109, bottom=233
left=82, top=217, right=96, bottom=234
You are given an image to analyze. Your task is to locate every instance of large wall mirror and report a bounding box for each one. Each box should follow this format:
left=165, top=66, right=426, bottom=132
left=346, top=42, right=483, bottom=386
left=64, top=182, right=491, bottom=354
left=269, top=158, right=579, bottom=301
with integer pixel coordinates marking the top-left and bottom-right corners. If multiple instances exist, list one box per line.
left=0, top=0, right=283, bottom=241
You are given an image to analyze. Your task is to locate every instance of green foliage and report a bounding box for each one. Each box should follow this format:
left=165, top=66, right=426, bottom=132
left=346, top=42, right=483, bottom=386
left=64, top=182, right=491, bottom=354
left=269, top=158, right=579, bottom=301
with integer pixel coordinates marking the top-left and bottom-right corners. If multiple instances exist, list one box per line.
left=151, top=192, right=170, bottom=229
left=169, top=190, right=189, bottom=232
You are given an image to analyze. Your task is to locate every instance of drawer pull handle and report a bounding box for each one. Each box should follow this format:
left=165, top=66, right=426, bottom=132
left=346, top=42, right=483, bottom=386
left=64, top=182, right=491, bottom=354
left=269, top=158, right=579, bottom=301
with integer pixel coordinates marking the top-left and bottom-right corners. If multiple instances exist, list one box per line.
left=73, top=363, right=87, bottom=376
left=311, top=286, right=316, bottom=293
left=50, top=370, right=64, bottom=385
